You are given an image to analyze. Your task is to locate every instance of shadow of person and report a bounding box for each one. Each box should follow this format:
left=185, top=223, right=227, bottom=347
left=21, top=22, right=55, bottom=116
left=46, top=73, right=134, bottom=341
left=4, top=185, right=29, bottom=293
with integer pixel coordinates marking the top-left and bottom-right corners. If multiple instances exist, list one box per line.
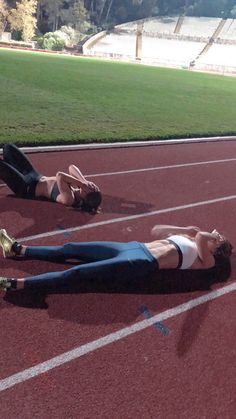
left=176, top=302, right=209, bottom=358
left=100, top=193, right=155, bottom=215
left=175, top=256, right=234, bottom=358
left=4, top=258, right=232, bottom=327
left=0, top=192, right=154, bottom=240
left=0, top=193, right=95, bottom=239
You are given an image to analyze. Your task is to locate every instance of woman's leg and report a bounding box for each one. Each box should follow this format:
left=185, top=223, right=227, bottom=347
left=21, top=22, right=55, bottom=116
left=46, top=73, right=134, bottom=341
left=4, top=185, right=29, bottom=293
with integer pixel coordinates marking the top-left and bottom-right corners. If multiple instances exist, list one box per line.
left=23, top=256, right=127, bottom=288
left=0, top=254, right=129, bottom=290
left=3, top=144, right=39, bottom=176
left=0, top=241, right=158, bottom=290
left=24, top=241, right=123, bottom=262
left=0, top=160, right=27, bottom=196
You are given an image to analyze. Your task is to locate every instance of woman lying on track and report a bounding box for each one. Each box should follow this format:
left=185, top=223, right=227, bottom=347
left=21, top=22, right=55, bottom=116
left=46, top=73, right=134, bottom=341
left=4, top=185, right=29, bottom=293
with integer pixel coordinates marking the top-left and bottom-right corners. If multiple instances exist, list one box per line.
left=0, top=144, right=102, bottom=213
left=0, top=225, right=232, bottom=291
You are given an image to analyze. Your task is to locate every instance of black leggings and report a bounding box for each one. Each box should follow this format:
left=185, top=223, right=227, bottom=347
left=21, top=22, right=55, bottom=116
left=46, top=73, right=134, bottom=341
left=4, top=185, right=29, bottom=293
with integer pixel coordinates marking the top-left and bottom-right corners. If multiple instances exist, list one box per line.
left=0, top=144, right=42, bottom=198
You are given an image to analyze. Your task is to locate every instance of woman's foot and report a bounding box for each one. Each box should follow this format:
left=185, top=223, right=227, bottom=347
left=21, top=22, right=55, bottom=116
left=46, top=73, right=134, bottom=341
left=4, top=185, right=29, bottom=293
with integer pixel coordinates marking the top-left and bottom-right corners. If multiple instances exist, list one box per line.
left=0, top=229, right=18, bottom=257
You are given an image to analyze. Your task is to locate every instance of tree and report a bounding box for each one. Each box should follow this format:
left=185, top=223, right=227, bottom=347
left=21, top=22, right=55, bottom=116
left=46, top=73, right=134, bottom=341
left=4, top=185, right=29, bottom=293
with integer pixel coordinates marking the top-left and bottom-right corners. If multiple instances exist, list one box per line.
left=0, top=0, right=8, bottom=34
left=230, top=5, right=236, bottom=18
left=99, top=0, right=114, bottom=23
left=73, top=0, right=89, bottom=31
left=184, top=0, right=228, bottom=17
left=9, top=0, right=236, bottom=39
left=8, top=0, right=38, bottom=41
left=41, top=0, right=64, bottom=31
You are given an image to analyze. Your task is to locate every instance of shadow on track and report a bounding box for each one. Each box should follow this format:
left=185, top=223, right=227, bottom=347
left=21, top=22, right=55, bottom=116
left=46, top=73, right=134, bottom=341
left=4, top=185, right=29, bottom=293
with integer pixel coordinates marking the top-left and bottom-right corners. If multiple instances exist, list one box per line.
left=1, top=259, right=233, bottom=363
left=4, top=258, right=232, bottom=310
left=0, top=194, right=95, bottom=239
left=101, top=193, right=155, bottom=215
left=0, top=192, right=155, bottom=240
left=176, top=300, right=209, bottom=358
left=176, top=255, right=235, bottom=358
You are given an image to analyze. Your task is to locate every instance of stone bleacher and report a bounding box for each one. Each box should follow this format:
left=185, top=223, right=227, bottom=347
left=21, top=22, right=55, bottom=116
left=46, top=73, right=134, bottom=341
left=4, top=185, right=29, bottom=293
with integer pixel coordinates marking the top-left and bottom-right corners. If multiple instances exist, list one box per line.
left=217, top=18, right=236, bottom=40
left=196, top=44, right=236, bottom=67
left=84, top=16, right=236, bottom=74
left=143, top=16, right=178, bottom=35
left=179, top=17, right=221, bottom=38
left=88, top=33, right=136, bottom=58
left=142, top=37, right=205, bottom=67
left=115, top=21, right=139, bottom=33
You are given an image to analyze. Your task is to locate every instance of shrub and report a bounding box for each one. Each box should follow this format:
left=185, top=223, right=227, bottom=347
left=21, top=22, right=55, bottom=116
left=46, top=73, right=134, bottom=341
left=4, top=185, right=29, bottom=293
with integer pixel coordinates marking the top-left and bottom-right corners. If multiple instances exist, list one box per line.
left=37, top=32, right=66, bottom=51
left=60, top=26, right=76, bottom=46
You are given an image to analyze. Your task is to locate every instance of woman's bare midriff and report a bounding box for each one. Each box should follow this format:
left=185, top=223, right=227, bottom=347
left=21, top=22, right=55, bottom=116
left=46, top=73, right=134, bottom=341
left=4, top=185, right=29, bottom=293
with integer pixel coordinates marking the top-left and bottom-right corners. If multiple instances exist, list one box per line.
left=35, top=176, right=56, bottom=199
left=145, top=239, right=181, bottom=269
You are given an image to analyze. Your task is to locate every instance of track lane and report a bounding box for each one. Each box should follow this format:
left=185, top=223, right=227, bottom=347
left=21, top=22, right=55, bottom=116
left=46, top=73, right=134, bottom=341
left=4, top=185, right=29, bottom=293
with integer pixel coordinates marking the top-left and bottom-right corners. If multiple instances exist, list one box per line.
left=1, top=157, right=236, bottom=239
left=1, top=141, right=236, bottom=418
left=1, top=199, right=236, bottom=379
left=1, top=288, right=236, bottom=418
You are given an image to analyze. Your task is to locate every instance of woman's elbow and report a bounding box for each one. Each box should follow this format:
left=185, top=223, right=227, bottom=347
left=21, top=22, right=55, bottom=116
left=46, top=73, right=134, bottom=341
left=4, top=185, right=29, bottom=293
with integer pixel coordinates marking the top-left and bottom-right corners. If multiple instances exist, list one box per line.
left=151, top=226, right=160, bottom=237
left=69, top=164, right=78, bottom=176
left=56, top=171, right=63, bottom=180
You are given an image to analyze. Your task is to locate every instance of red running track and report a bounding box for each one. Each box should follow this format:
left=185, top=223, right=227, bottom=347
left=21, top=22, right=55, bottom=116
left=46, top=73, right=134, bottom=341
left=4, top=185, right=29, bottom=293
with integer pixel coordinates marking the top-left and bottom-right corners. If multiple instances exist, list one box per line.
left=0, top=140, right=236, bottom=419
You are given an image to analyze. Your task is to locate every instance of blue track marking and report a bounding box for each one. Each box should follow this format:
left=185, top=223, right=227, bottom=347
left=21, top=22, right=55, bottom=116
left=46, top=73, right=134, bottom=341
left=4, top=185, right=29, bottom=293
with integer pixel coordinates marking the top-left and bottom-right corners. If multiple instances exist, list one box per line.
left=138, top=305, right=171, bottom=336
left=56, top=225, right=72, bottom=237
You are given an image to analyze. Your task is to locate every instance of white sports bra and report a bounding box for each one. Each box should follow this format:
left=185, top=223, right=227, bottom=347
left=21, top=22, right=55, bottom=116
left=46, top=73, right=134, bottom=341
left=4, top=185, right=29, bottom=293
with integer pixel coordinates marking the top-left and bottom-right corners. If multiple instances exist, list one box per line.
left=167, top=235, right=198, bottom=269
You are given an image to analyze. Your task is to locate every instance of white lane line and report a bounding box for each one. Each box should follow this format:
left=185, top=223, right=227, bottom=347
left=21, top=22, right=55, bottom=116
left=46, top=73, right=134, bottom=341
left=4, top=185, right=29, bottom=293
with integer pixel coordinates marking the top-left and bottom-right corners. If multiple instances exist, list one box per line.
left=20, top=195, right=236, bottom=242
left=0, top=158, right=236, bottom=186
left=87, top=158, right=236, bottom=178
left=1, top=281, right=235, bottom=392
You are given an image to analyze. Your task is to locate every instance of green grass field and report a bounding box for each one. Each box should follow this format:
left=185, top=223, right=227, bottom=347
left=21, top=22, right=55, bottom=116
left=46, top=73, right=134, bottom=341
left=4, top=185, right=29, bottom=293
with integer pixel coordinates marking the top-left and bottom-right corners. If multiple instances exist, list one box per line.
left=0, top=48, right=236, bottom=146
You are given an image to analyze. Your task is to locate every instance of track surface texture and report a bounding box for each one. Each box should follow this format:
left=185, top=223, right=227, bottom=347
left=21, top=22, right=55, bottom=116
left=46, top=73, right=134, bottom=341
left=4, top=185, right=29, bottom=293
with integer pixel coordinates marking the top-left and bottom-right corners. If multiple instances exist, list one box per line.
left=0, top=140, right=236, bottom=419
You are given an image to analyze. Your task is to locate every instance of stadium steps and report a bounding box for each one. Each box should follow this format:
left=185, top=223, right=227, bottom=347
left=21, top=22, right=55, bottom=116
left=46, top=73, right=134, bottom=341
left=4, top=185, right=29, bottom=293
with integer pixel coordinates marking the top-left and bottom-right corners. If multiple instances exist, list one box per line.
left=212, top=18, right=227, bottom=38
left=191, top=19, right=227, bottom=67
left=191, top=43, right=213, bottom=68
left=174, top=16, right=184, bottom=34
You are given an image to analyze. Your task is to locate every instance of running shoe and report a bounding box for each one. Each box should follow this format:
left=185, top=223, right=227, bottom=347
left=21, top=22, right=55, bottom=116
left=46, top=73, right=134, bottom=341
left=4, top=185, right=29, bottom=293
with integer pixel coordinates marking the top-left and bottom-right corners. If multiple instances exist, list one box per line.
left=0, top=277, right=11, bottom=291
left=0, top=229, right=17, bottom=257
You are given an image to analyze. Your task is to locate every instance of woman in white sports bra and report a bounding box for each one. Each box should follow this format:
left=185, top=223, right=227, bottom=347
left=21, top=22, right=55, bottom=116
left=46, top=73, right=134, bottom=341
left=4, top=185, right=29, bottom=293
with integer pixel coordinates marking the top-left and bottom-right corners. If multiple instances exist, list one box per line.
left=147, top=224, right=232, bottom=270
left=0, top=224, right=233, bottom=292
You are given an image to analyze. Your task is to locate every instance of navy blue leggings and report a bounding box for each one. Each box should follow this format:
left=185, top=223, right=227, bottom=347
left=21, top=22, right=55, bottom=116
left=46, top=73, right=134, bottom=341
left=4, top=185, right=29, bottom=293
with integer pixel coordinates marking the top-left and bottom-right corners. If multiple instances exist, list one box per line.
left=23, top=241, right=158, bottom=289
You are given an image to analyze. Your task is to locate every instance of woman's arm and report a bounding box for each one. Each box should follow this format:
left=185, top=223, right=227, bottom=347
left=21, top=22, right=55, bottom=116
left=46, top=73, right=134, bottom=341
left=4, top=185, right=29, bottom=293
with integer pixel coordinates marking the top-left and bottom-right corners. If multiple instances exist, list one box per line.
left=151, top=224, right=200, bottom=239
left=56, top=169, right=100, bottom=205
left=57, top=171, right=86, bottom=188
left=69, top=165, right=100, bottom=193
left=195, top=231, right=216, bottom=268
left=55, top=172, right=79, bottom=205
left=68, top=164, right=87, bottom=184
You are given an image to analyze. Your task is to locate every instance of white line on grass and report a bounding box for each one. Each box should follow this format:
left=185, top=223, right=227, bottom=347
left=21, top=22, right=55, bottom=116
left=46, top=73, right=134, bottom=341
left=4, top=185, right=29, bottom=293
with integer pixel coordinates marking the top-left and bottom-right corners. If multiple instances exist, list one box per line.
left=1, top=136, right=236, bottom=154
left=1, top=281, right=235, bottom=392
left=20, top=194, right=236, bottom=242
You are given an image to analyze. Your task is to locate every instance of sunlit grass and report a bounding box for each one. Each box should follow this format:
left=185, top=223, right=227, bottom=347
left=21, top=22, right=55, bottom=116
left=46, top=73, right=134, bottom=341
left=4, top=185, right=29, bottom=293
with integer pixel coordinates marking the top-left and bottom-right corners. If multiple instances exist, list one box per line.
left=0, top=48, right=236, bottom=145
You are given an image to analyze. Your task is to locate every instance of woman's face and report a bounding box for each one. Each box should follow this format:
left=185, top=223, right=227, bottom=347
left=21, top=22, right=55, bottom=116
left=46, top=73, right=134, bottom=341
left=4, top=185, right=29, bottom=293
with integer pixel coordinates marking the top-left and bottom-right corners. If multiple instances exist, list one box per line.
left=208, top=230, right=225, bottom=253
